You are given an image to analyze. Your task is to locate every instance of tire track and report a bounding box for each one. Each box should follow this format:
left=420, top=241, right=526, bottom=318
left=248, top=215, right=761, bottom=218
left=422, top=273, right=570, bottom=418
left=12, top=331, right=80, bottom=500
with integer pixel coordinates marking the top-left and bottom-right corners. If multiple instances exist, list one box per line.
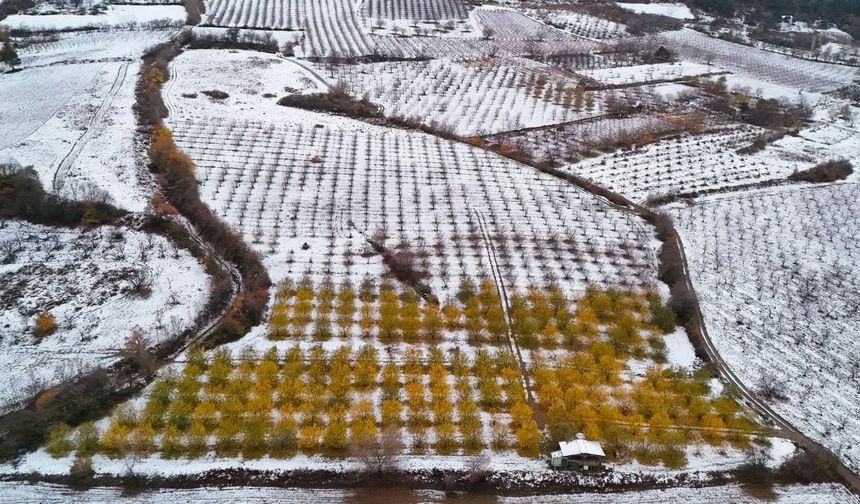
left=472, top=208, right=536, bottom=407
left=52, top=61, right=130, bottom=193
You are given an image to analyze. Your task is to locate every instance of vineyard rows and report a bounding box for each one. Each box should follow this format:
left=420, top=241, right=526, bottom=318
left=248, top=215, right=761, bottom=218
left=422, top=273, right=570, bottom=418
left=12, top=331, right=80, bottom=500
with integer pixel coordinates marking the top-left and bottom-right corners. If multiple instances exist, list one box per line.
left=169, top=116, right=659, bottom=300
left=672, top=183, right=860, bottom=472
left=332, top=58, right=607, bottom=135
left=203, top=0, right=373, bottom=57
left=204, top=0, right=309, bottom=29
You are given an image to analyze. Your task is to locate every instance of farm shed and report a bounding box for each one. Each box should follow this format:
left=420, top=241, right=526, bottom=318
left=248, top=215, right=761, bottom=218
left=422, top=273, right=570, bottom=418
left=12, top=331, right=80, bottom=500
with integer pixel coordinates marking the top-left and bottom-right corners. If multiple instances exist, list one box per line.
left=551, top=434, right=606, bottom=470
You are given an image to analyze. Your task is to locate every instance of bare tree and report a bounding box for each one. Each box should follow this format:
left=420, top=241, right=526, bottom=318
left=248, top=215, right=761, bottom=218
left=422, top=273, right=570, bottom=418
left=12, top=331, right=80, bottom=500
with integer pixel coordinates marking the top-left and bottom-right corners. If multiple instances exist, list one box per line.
left=115, top=329, right=156, bottom=373
left=350, top=426, right=402, bottom=476
left=127, top=265, right=153, bottom=297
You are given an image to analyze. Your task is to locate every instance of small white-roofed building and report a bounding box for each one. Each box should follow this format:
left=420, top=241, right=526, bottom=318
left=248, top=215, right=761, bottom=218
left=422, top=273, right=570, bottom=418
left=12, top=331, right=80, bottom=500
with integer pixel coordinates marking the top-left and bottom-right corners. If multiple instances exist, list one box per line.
left=550, top=433, right=606, bottom=470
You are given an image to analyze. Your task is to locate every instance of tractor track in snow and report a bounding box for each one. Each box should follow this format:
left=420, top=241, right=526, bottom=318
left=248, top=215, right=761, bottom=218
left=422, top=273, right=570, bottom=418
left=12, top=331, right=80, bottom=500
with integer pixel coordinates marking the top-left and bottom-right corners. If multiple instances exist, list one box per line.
left=52, top=61, right=130, bottom=193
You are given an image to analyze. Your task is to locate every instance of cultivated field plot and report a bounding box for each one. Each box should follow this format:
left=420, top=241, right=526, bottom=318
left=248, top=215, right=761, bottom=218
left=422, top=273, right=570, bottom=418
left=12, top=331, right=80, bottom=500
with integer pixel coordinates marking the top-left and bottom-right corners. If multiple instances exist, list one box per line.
left=202, top=0, right=374, bottom=58
left=332, top=58, right=608, bottom=135
left=616, top=2, right=695, bottom=20
left=575, top=61, right=722, bottom=87
left=777, top=123, right=860, bottom=170
left=362, top=0, right=469, bottom=21
left=31, top=282, right=763, bottom=472
left=165, top=48, right=659, bottom=297
left=0, top=221, right=210, bottom=411
left=170, top=114, right=660, bottom=300
left=473, top=7, right=579, bottom=43
left=526, top=8, right=626, bottom=40
left=563, top=126, right=826, bottom=203
left=671, top=183, right=860, bottom=472
left=203, top=0, right=309, bottom=29
left=659, top=29, right=859, bottom=94
left=487, top=114, right=683, bottom=162
left=368, top=33, right=601, bottom=59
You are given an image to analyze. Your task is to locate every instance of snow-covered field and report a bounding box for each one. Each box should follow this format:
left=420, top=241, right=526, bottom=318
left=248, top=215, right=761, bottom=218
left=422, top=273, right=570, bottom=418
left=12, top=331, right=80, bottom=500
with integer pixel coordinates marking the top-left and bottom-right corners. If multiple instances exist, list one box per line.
left=576, top=61, right=721, bottom=86
left=487, top=113, right=683, bottom=162
left=2, top=5, right=185, bottom=31
left=166, top=54, right=660, bottom=300
left=671, top=182, right=860, bottom=472
left=616, top=2, right=694, bottom=20
left=659, top=29, right=859, bottom=94
left=165, top=50, right=660, bottom=300
left=527, top=8, right=626, bottom=40
left=0, top=482, right=856, bottom=503
left=0, top=221, right=210, bottom=411
left=362, top=0, right=470, bottom=21
left=332, top=58, right=608, bottom=135
left=0, top=29, right=173, bottom=211
left=202, top=0, right=375, bottom=57
left=564, top=122, right=860, bottom=203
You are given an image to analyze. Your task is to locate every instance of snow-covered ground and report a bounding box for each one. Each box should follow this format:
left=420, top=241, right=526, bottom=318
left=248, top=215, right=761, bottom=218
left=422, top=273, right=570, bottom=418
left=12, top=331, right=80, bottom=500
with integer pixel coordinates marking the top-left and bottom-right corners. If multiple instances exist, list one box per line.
left=2, top=5, right=185, bottom=31
left=165, top=49, right=661, bottom=300
left=576, top=61, right=721, bottom=86
left=671, top=182, right=860, bottom=473
left=526, top=8, right=626, bottom=40
left=332, top=57, right=608, bottom=135
left=564, top=122, right=860, bottom=203
left=0, top=482, right=855, bottom=503
left=616, top=2, right=694, bottom=20
left=163, top=49, right=328, bottom=122
left=0, top=221, right=210, bottom=410
left=659, top=29, right=858, bottom=95
left=0, top=29, right=173, bottom=211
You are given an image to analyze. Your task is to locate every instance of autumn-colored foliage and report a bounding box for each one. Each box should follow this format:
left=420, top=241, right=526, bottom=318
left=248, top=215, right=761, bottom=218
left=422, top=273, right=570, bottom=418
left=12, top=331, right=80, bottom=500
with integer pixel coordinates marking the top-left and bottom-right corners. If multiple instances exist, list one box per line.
left=34, top=310, right=56, bottom=338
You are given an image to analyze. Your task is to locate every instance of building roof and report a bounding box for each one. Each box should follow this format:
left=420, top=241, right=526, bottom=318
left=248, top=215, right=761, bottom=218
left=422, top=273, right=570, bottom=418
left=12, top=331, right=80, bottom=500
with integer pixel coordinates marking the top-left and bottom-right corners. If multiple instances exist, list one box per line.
left=558, top=438, right=606, bottom=458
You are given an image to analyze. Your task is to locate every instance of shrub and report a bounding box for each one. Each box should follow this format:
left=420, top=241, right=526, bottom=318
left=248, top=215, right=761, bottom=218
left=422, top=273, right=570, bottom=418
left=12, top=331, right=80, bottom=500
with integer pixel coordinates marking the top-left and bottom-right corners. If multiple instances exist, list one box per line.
left=201, top=90, right=229, bottom=100
left=788, top=160, right=853, bottom=183
left=648, top=296, right=676, bottom=334
left=278, top=85, right=381, bottom=118
left=45, top=422, right=74, bottom=458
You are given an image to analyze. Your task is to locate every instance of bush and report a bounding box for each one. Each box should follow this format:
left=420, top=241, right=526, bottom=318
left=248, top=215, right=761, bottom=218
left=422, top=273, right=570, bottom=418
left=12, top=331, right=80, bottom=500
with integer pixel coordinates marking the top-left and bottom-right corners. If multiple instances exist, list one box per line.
left=278, top=85, right=382, bottom=118
left=33, top=310, right=56, bottom=338
left=648, top=296, right=676, bottom=334
left=201, top=90, right=229, bottom=100
left=45, top=422, right=74, bottom=458
left=788, top=160, right=853, bottom=183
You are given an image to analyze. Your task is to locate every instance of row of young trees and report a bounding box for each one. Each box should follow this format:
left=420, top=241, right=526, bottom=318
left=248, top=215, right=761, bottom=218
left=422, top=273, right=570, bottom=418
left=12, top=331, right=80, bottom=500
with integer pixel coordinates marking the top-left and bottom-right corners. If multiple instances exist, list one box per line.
left=268, top=277, right=674, bottom=353
left=45, top=345, right=541, bottom=460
